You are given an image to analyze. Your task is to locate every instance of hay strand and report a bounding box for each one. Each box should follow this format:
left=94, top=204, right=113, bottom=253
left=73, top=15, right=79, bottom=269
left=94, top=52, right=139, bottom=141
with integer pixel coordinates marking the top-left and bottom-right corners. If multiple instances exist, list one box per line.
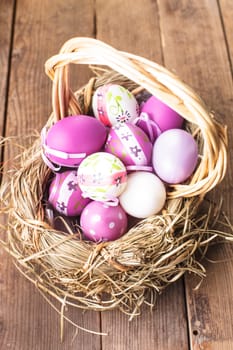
left=0, top=38, right=232, bottom=328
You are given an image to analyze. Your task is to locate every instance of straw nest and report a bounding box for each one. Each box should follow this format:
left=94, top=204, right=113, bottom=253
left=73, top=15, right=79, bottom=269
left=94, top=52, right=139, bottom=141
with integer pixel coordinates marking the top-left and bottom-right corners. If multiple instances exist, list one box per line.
left=0, top=38, right=232, bottom=322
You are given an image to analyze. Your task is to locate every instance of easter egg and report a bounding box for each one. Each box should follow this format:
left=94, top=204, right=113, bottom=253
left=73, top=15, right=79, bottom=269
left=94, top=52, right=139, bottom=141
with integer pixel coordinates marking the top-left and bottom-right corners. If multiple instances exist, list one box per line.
left=41, top=115, right=107, bottom=168
left=152, top=129, right=198, bottom=184
left=92, top=84, right=139, bottom=126
left=48, top=170, right=91, bottom=216
left=80, top=201, right=128, bottom=242
left=77, top=152, right=127, bottom=203
left=138, top=96, right=183, bottom=142
left=119, top=172, right=166, bottom=218
left=105, top=123, right=152, bottom=167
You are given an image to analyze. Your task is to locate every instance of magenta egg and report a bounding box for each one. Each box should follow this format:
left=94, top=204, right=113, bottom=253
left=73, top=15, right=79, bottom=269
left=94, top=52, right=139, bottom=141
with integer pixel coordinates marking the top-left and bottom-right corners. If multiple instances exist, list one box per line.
left=152, top=129, right=198, bottom=184
left=42, top=115, right=107, bottom=167
left=105, top=123, right=152, bottom=166
left=80, top=201, right=128, bottom=242
left=48, top=170, right=91, bottom=216
left=138, top=96, right=183, bottom=142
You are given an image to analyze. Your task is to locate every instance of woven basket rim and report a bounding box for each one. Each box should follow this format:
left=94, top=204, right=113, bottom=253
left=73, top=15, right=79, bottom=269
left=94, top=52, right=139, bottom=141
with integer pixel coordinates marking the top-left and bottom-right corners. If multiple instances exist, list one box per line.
left=44, top=36, right=227, bottom=199
left=0, top=37, right=230, bottom=319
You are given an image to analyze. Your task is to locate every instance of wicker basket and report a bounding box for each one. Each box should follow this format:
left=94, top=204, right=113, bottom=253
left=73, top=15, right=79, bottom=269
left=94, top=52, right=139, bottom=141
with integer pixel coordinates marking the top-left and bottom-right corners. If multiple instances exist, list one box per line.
left=0, top=37, right=229, bottom=320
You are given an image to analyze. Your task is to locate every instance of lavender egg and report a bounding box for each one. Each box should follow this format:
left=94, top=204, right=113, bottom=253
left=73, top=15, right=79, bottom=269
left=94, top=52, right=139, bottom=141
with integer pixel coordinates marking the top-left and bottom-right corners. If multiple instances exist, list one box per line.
left=138, top=96, right=183, bottom=142
left=42, top=115, right=107, bottom=167
left=92, top=84, right=139, bottom=126
left=105, top=123, right=152, bottom=166
left=48, top=170, right=91, bottom=216
left=80, top=201, right=128, bottom=242
left=152, top=129, right=198, bottom=184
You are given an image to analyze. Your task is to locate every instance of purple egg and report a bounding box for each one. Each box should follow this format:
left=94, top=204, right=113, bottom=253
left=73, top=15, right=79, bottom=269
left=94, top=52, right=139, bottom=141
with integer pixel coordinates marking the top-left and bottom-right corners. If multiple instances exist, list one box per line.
left=105, top=123, right=152, bottom=166
left=152, top=129, right=198, bottom=184
left=138, top=96, right=183, bottom=142
left=48, top=170, right=91, bottom=216
left=80, top=201, right=128, bottom=242
left=42, top=115, right=107, bottom=167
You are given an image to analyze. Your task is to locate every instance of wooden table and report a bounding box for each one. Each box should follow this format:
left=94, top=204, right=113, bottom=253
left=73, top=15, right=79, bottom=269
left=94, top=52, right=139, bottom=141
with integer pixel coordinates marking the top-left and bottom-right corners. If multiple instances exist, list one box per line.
left=0, top=1, right=233, bottom=349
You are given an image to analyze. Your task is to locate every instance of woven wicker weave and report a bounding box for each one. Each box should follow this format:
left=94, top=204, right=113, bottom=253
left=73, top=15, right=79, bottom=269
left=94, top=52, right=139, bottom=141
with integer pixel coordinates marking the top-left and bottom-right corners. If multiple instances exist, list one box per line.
left=0, top=37, right=229, bottom=317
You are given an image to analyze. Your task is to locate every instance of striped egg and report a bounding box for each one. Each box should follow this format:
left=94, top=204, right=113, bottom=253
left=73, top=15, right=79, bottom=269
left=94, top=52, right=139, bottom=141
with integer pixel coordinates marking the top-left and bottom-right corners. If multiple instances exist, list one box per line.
left=105, top=123, right=152, bottom=166
left=48, top=170, right=91, bottom=216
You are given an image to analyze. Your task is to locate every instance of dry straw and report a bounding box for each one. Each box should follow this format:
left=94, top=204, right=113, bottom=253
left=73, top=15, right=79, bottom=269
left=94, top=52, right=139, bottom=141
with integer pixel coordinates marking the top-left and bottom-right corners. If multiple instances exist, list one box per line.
left=0, top=38, right=232, bottom=329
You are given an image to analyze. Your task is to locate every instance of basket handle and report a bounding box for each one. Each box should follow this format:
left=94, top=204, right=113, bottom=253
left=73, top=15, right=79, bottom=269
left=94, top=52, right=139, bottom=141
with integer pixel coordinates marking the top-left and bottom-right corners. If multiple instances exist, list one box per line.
left=45, top=37, right=204, bottom=123
left=44, top=37, right=228, bottom=198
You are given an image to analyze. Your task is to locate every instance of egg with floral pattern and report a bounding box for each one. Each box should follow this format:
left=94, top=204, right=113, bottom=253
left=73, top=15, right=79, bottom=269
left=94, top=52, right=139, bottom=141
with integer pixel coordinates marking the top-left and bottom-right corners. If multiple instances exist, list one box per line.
left=77, top=152, right=127, bottom=204
left=92, top=84, right=139, bottom=126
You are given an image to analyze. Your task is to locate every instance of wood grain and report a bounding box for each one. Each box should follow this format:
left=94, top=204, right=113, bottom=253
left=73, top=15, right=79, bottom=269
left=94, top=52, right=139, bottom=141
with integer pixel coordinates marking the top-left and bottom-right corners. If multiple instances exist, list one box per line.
left=0, top=1, right=102, bottom=349
left=96, top=0, right=163, bottom=60
left=0, top=0, right=15, bottom=141
left=101, top=284, right=189, bottom=350
left=96, top=1, right=189, bottom=348
left=1, top=0, right=232, bottom=349
left=157, top=0, right=233, bottom=348
left=187, top=244, right=233, bottom=350
left=219, top=0, right=233, bottom=70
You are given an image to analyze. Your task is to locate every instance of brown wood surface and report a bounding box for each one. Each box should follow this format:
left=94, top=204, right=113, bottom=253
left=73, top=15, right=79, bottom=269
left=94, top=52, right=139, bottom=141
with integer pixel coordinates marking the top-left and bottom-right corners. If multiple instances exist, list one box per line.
left=0, top=0, right=15, bottom=152
left=219, top=0, right=233, bottom=68
left=1, top=1, right=101, bottom=349
left=96, top=1, right=189, bottom=349
left=0, top=0, right=233, bottom=349
left=157, top=0, right=233, bottom=349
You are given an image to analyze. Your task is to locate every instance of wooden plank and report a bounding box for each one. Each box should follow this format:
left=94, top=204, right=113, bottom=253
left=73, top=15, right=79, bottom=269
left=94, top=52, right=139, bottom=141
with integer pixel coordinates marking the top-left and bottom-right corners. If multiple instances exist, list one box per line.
left=0, top=0, right=15, bottom=140
left=0, top=1, right=102, bottom=349
left=101, top=285, right=189, bottom=350
left=157, top=0, right=233, bottom=349
left=218, top=0, right=233, bottom=69
left=96, top=1, right=190, bottom=349
left=186, top=244, right=233, bottom=350
left=96, top=0, right=163, bottom=59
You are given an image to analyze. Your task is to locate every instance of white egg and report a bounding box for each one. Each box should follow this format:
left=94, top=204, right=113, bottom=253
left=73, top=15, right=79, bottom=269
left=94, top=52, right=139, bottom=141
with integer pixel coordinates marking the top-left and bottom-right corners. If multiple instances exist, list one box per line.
left=119, top=171, right=166, bottom=218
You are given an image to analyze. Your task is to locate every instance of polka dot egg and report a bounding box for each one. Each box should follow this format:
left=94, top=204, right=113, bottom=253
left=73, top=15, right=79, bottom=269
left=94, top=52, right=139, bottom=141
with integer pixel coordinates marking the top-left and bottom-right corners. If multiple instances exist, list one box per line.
left=80, top=201, right=128, bottom=242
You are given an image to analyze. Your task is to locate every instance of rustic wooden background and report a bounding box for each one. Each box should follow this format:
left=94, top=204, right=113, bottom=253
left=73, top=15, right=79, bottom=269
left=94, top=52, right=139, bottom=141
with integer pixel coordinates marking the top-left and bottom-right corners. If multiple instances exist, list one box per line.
left=0, top=0, right=233, bottom=349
